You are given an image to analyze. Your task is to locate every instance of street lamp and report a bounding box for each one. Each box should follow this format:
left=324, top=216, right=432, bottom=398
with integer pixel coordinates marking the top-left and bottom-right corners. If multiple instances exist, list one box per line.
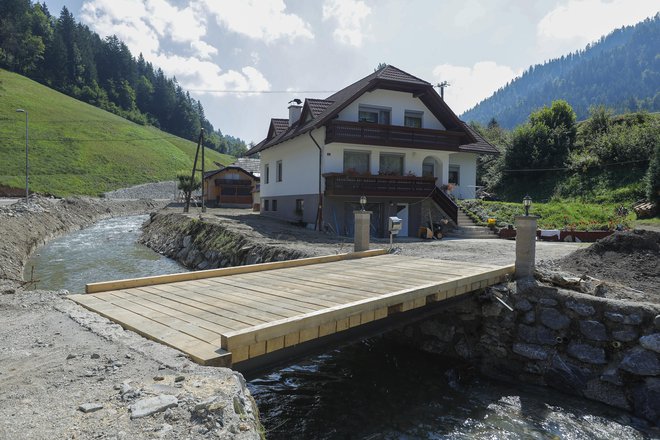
left=359, top=195, right=367, bottom=211
left=16, top=109, right=28, bottom=205
left=523, top=195, right=532, bottom=216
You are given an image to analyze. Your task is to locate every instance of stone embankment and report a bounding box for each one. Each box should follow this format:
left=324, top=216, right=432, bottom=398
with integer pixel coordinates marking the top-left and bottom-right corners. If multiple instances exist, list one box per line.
left=394, top=275, right=660, bottom=427
left=140, top=212, right=312, bottom=269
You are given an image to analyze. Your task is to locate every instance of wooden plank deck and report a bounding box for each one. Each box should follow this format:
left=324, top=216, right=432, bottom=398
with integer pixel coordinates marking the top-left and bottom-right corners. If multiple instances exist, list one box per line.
left=68, top=251, right=514, bottom=367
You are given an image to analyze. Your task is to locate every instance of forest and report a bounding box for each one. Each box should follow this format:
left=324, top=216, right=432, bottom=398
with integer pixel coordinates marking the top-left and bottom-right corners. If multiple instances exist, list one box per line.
left=472, top=101, right=659, bottom=207
left=461, top=14, right=660, bottom=129
left=0, top=0, right=247, bottom=157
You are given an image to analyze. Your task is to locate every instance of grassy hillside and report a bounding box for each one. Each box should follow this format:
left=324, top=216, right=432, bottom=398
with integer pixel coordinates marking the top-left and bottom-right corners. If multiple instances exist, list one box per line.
left=0, top=70, right=233, bottom=196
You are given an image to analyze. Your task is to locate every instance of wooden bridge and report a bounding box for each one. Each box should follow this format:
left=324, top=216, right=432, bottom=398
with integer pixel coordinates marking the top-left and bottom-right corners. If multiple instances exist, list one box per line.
left=68, top=250, right=513, bottom=370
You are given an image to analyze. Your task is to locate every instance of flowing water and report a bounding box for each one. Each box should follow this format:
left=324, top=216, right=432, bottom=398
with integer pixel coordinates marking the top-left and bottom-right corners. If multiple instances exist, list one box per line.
left=26, top=216, right=654, bottom=439
left=25, top=215, right=185, bottom=293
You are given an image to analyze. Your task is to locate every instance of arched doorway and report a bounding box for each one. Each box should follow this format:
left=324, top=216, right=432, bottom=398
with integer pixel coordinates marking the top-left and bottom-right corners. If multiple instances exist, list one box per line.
left=422, top=156, right=442, bottom=186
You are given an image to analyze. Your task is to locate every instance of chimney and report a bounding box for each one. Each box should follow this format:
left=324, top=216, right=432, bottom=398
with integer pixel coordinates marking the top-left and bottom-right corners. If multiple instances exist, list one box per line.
left=288, top=99, right=302, bottom=126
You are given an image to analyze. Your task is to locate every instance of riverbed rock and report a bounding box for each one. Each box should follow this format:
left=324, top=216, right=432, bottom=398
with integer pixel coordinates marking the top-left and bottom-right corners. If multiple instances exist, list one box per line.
left=584, top=379, right=630, bottom=410
left=565, top=301, right=595, bottom=317
left=633, top=378, right=660, bottom=426
left=545, top=354, right=591, bottom=394
left=619, top=348, right=660, bottom=376
left=639, top=334, right=660, bottom=354
left=567, top=342, right=606, bottom=364
left=612, top=328, right=638, bottom=342
left=129, top=394, right=178, bottom=419
left=512, top=343, right=549, bottom=360
left=579, top=320, right=608, bottom=341
left=540, top=308, right=570, bottom=330
left=79, top=403, right=103, bottom=413
left=514, top=299, right=532, bottom=312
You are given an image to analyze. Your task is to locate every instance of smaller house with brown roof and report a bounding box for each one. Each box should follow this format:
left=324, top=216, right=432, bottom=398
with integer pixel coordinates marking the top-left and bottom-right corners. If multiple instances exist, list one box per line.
left=203, top=158, right=260, bottom=208
left=247, top=65, right=498, bottom=237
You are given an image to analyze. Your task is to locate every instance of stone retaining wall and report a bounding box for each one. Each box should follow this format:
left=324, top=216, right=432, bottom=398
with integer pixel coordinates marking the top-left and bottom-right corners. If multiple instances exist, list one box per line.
left=139, top=212, right=310, bottom=270
left=394, top=281, right=660, bottom=426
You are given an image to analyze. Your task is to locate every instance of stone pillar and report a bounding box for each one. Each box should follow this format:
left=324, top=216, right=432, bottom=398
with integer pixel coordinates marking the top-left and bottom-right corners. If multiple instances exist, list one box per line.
left=515, top=215, right=538, bottom=279
left=354, top=210, right=371, bottom=252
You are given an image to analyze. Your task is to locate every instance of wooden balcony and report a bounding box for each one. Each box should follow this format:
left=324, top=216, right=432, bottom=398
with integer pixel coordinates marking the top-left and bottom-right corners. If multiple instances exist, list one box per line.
left=325, top=120, right=464, bottom=151
left=323, top=173, right=437, bottom=197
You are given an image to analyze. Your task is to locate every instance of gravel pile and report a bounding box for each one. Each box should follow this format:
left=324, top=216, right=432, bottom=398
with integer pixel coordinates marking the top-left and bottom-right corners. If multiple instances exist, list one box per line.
left=103, top=181, right=180, bottom=200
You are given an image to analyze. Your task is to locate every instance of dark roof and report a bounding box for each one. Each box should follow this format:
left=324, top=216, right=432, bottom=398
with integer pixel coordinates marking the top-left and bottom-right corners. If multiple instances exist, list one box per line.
left=203, top=158, right=261, bottom=180
left=231, top=157, right=261, bottom=174
left=459, top=123, right=500, bottom=154
left=247, top=65, right=497, bottom=156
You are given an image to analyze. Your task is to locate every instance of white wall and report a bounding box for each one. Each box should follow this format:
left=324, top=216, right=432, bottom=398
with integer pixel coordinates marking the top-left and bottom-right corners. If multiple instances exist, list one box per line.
left=448, top=152, right=478, bottom=199
left=260, top=128, right=322, bottom=197
left=323, top=142, right=452, bottom=184
left=337, top=89, right=446, bottom=130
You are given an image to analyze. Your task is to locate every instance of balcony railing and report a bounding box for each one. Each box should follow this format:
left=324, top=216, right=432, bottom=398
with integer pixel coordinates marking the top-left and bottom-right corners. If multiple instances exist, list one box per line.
left=325, top=120, right=464, bottom=151
left=323, top=173, right=437, bottom=197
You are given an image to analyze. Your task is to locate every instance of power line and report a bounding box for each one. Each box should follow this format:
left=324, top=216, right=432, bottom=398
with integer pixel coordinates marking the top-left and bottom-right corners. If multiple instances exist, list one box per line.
left=501, top=158, right=649, bottom=172
left=185, top=89, right=337, bottom=94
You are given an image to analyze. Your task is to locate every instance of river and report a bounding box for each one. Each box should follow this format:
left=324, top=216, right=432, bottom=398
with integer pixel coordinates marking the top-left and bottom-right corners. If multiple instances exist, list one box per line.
left=26, top=215, right=654, bottom=439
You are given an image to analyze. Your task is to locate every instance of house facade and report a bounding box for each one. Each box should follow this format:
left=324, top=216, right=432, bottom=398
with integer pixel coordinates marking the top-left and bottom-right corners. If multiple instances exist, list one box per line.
left=247, top=66, right=498, bottom=237
left=203, top=158, right=260, bottom=208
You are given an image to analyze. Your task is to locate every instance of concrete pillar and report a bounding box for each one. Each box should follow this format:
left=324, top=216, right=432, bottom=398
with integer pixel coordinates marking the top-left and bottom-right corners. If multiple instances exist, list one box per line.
left=354, top=210, right=371, bottom=252
left=515, top=215, right=538, bottom=279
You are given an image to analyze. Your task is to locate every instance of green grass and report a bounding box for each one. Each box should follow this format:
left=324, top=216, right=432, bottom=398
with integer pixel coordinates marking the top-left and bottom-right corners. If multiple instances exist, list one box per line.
left=458, top=199, right=636, bottom=230
left=0, top=69, right=234, bottom=196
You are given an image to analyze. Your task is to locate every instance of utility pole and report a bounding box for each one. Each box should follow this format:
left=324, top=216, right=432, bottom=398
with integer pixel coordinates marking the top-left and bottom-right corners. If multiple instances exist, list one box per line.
left=435, top=81, right=450, bottom=100
left=184, top=129, right=205, bottom=213
left=16, top=109, right=28, bottom=204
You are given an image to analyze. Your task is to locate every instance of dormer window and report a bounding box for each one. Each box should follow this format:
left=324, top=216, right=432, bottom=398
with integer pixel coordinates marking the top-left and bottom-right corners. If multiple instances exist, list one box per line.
left=359, top=105, right=390, bottom=125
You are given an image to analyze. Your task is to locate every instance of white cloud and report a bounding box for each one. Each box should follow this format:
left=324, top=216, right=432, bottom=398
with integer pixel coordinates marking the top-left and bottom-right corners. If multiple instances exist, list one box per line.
left=322, top=0, right=371, bottom=47
left=79, top=0, right=270, bottom=96
left=81, top=0, right=216, bottom=59
left=152, top=54, right=271, bottom=97
left=200, top=0, right=313, bottom=42
left=432, top=62, right=518, bottom=115
left=537, top=0, right=658, bottom=57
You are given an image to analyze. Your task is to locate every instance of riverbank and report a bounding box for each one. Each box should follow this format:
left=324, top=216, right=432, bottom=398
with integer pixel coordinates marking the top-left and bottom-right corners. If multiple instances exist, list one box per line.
left=0, top=196, right=164, bottom=289
left=0, top=197, right=263, bottom=439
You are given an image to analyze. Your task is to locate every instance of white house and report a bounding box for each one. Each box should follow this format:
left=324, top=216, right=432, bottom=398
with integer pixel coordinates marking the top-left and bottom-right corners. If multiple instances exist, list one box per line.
left=247, top=65, right=498, bottom=237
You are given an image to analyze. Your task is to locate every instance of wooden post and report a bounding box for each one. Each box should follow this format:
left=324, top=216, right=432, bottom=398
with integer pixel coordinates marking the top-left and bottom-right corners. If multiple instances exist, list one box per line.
left=184, top=129, right=204, bottom=213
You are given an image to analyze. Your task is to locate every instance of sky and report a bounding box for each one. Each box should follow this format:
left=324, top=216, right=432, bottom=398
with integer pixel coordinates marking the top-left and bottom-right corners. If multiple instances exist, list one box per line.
left=41, top=0, right=659, bottom=145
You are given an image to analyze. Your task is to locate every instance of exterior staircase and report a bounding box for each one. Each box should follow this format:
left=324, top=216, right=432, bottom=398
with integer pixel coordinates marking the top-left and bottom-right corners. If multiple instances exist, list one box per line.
left=444, top=207, right=499, bottom=239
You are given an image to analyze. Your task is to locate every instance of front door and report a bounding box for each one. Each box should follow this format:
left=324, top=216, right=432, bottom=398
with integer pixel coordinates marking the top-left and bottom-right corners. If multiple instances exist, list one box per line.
left=396, top=204, right=409, bottom=237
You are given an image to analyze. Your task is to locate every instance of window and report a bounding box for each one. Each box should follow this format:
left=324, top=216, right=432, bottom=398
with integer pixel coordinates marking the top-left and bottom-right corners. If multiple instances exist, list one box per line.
left=265, top=164, right=270, bottom=184
left=272, top=199, right=278, bottom=211
left=344, top=150, right=370, bottom=174
left=449, top=165, right=460, bottom=185
left=264, top=199, right=269, bottom=211
left=379, top=153, right=404, bottom=176
left=358, top=105, right=391, bottom=125
left=295, top=199, right=304, bottom=215
left=422, top=163, right=434, bottom=177
left=404, top=110, right=423, bottom=128
left=276, top=160, right=283, bottom=182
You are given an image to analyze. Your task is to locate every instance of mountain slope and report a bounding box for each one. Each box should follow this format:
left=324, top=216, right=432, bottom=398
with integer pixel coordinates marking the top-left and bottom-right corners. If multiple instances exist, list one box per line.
left=461, top=14, right=660, bottom=128
left=0, top=70, right=233, bottom=197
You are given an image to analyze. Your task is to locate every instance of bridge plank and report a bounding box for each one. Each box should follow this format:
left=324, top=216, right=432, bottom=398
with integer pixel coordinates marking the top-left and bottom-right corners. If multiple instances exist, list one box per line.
left=69, top=254, right=515, bottom=368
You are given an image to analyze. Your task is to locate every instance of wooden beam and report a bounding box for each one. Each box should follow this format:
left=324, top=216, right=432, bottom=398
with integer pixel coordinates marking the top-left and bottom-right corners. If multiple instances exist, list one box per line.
left=85, top=248, right=388, bottom=293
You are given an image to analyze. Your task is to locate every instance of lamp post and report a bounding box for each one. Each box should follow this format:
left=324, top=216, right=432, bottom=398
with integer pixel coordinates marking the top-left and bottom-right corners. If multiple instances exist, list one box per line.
left=16, top=109, right=28, bottom=205
left=523, top=195, right=532, bottom=216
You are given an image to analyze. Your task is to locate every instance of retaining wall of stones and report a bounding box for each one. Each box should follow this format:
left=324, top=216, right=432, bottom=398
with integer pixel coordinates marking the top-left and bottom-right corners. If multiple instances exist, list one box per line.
left=393, top=281, right=660, bottom=426
left=139, top=212, right=310, bottom=270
